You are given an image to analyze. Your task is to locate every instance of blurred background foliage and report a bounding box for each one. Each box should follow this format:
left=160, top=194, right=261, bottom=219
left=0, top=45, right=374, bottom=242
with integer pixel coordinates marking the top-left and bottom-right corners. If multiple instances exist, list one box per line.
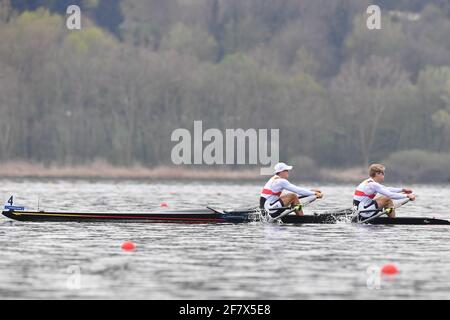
left=1, top=0, right=450, bottom=181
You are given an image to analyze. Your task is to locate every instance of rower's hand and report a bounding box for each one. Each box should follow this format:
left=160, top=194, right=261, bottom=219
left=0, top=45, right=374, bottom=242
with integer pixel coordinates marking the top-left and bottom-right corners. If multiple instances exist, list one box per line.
left=403, top=188, right=413, bottom=194
left=314, top=191, right=323, bottom=199
left=407, top=194, right=416, bottom=201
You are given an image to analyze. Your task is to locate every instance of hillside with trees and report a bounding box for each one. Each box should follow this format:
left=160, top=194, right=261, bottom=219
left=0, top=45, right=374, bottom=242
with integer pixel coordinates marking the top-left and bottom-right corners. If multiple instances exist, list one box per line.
left=1, top=0, right=450, bottom=181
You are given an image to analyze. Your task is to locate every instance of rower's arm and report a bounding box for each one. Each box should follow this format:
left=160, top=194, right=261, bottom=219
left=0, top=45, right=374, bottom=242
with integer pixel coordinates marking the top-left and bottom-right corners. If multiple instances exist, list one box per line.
left=372, top=183, right=407, bottom=200
left=387, top=187, right=403, bottom=193
left=277, top=179, right=316, bottom=197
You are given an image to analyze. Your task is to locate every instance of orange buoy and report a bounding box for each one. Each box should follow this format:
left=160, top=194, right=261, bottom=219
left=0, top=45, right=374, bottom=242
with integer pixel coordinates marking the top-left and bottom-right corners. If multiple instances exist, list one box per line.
left=381, top=263, right=398, bottom=275
left=121, top=241, right=136, bottom=251
left=160, top=202, right=168, bottom=208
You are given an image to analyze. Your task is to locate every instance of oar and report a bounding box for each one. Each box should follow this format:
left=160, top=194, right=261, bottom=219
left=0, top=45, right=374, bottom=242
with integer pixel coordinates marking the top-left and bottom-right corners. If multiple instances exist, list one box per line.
left=209, top=194, right=313, bottom=217
left=355, top=198, right=412, bottom=224
left=357, top=198, right=412, bottom=214
left=261, top=195, right=311, bottom=213
left=339, top=190, right=414, bottom=215
left=269, top=195, right=318, bottom=223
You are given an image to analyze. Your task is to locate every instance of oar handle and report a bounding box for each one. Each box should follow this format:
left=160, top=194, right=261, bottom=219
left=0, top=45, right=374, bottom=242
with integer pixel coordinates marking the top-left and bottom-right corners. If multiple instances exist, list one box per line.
left=357, top=197, right=412, bottom=214
left=269, top=208, right=296, bottom=222
left=269, top=195, right=318, bottom=222
left=396, top=197, right=412, bottom=208
left=302, top=195, right=318, bottom=205
left=264, top=195, right=317, bottom=212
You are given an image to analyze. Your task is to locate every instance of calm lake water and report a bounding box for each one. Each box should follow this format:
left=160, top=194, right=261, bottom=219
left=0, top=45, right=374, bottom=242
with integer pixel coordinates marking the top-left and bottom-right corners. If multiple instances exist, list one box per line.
left=0, top=179, right=449, bottom=299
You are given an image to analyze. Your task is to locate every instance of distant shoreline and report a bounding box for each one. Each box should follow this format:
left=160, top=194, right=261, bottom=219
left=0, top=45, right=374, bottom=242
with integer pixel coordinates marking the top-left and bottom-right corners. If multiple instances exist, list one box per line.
left=1, top=162, right=447, bottom=184
left=0, top=161, right=368, bottom=183
left=0, top=162, right=260, bottom=180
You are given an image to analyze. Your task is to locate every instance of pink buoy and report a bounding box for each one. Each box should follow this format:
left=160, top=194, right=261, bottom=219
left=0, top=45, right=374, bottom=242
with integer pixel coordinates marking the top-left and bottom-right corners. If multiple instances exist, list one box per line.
left=121, top=241, right=136, bottom=251
left=381, top=263, right=398, bottom=275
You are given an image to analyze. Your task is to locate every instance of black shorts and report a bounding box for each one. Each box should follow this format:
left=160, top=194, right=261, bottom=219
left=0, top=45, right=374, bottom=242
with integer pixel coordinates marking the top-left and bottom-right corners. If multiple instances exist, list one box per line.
left=260, top=197, right=285, bottom=218
left=354, top=199, right=379, bottom=219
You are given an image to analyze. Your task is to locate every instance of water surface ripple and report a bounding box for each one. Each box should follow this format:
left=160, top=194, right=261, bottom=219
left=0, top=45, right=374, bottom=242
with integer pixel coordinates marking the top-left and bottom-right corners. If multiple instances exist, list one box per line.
left=0, top=179, right=449, bottom=299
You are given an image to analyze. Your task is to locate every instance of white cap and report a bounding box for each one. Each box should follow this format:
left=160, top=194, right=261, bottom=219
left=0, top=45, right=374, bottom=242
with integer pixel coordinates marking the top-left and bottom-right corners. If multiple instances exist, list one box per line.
left=274, top=162, right=293, bottom=173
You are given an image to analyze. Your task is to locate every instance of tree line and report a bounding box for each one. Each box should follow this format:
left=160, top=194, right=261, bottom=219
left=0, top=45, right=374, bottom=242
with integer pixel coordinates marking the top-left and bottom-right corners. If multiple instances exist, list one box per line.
left=0, top=0, right=450, bottom=179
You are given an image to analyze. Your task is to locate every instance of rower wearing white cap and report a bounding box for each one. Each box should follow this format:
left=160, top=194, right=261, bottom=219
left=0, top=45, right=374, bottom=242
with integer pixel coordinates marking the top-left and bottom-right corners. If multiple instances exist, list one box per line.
left=260, top=162, right=323, bottom=216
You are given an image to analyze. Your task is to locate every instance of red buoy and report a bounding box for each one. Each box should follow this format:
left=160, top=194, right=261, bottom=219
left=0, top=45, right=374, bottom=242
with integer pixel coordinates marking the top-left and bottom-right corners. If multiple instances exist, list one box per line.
left=121, top=241, right=136, bottom=251
left=381, top=263, right=398, bottom=275
left=160, top=202, right=168, bottom=208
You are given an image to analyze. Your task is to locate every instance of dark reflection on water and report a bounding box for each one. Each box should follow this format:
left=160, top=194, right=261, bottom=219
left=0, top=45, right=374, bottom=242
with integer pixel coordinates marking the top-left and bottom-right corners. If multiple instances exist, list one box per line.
left=0, top=179, right=449, bottom=299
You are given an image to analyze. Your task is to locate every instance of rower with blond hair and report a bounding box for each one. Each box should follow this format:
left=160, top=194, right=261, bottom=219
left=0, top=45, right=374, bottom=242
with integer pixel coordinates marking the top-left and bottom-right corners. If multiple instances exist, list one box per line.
left=353, top=164, right=416, bottom=220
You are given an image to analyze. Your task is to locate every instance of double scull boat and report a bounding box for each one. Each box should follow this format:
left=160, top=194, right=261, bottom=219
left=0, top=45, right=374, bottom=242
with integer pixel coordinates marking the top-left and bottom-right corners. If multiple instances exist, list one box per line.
left=2, top=207, right=449, bottom=225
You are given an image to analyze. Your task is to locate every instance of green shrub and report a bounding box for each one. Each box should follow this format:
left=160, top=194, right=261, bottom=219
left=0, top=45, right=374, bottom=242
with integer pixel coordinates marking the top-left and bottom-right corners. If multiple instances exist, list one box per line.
left=288, top=155, right=321, bottom=181
left=384, top=150, right=450, bottom=182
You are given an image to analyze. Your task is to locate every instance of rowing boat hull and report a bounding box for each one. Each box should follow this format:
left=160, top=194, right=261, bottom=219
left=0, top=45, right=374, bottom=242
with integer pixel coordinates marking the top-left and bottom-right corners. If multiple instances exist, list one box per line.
left=2, top=209, right=449, bottom=225
left=357, top=217, right=450, bottom=225
left=282, top=215, right=450, bottom=225
left=1, top=209, right=233, bottom=223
